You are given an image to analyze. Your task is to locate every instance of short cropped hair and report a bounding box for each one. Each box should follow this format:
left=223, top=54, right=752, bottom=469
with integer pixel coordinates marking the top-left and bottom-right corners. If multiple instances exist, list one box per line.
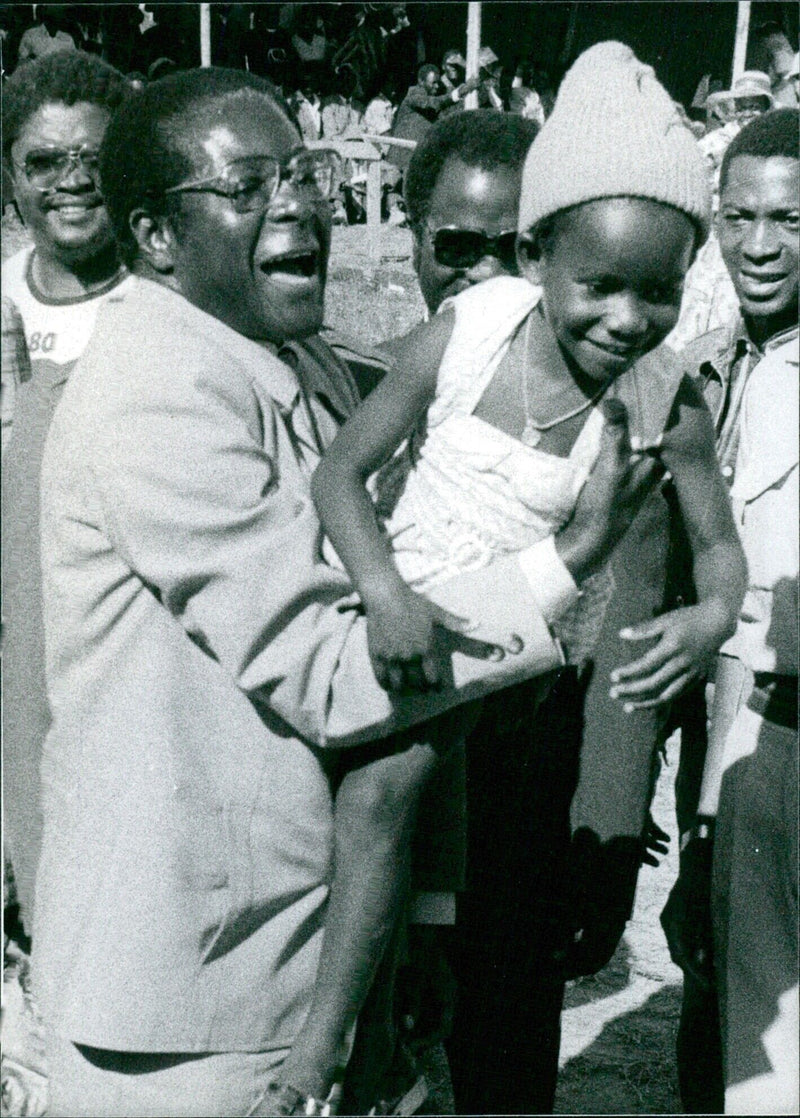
left=405, top=109, right=539, bottom=230
left=98, top=67, right=297, bottom=267
left=2, top=51, right=129, bottom=161
left=719, top=107, right=799, bottom=192
left=417, top=64, right=440, bottom=85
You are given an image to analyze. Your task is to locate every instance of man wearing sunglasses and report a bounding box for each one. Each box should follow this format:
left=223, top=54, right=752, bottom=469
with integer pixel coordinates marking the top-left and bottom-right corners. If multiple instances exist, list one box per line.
left=1, top=50, right=132, bottom=940
left=33, top=68, right=659, bottom=1117
left=401, top=109, right=539, bottom=315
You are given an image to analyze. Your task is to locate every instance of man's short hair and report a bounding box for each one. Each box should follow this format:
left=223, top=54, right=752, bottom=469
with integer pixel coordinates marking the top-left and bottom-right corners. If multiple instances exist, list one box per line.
left=2, top=50, right=129, bottom=162
left=98, top=67, right=297, bottom=267
left=719, top=107, right=799, bottom=192
left=405, top=109, right=539, bottom=230
left=417, top=63, right=440, bottom=85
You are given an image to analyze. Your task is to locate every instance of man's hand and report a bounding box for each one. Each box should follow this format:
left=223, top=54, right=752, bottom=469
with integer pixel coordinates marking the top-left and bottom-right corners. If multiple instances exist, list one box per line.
left=365, top=584, right=506, bottom=693
left=660, top=826, right=715, bottom=990
left=457, top=76, right=480, bottom=97
left=610, top=599, right=733, bottom=711
left=556, top=400, right=666, bottom=585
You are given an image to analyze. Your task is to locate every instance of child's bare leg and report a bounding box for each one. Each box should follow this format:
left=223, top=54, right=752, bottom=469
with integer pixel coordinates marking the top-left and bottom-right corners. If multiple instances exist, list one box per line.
left=276, top=734, right=440, bottom=1103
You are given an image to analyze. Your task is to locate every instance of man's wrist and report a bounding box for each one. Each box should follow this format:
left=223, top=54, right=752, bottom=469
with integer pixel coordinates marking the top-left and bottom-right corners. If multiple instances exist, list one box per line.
left=680, top=814, right=716, bottom=853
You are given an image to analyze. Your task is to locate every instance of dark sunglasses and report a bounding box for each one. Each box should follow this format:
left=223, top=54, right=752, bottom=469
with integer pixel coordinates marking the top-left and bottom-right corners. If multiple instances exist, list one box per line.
left=13, top=146, right=100, bottom=191
left=429, top=225, right=519, bottom=271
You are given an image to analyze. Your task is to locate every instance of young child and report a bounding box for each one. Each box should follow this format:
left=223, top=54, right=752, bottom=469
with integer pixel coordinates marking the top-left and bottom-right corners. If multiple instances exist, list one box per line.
left=276, top=42, right=748, bottom=1115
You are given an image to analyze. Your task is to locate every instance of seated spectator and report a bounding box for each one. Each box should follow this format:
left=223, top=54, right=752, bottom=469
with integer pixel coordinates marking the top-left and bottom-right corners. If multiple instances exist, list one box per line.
left=322, top=64, right=364, bottom=139
left=363, top=86, right=395, bottom=136
left=390, top=64, right=477, bottom=173
left=440, top=49, right=466, bottom=95
left=752, top=21, right=798, bottom=107
left=293, top=78, right=323, bottom=143
left=17, top=5, right=76, bottom=63
left=477, top=45, right=504, bottom=110
left=509, top=60, right=546, bottom=127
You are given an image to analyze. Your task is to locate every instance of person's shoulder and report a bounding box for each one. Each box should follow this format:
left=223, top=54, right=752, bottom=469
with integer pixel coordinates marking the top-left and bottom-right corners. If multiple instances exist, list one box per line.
left=441, top=275, right=538, bottom=319
left=1, top=247, right=33, bottom=298
left=677, top=321, right=739, bottom=375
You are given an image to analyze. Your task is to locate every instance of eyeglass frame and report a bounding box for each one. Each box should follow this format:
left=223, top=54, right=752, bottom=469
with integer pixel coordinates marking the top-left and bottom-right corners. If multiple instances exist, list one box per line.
left=163, top=148, right=343, bottom=213
left=426, top=223, right=520, bottom=271
left=12, top=145, right=102, bottom=192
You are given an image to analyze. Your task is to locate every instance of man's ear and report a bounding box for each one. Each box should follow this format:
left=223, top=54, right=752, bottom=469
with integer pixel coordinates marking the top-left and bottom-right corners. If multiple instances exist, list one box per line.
left=129, top=208, right=176, bottom=274
left=516, top=233, right=543, bottom=285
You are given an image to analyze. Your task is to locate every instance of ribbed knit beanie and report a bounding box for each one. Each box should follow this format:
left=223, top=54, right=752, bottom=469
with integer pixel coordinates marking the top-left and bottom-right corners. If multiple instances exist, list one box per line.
left=517, top=41, right=711, bottom=243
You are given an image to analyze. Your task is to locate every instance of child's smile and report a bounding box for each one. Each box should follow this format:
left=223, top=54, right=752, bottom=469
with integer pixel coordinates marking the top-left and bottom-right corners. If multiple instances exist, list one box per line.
left=522, top=197, right=696, bottom=383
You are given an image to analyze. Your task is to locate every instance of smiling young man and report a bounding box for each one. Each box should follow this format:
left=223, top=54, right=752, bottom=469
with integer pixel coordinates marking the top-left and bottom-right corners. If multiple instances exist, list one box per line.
left=31, top=67, right=662, bottom=1117
left=1, top=50, right=132, bottom=937
left=662, top=107, right=799, bottom=1115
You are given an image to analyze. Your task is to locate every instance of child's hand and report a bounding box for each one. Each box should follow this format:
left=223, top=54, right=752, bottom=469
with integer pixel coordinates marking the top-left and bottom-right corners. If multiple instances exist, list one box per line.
left=608, top=599, right=732, bottom=711
left=365, top=584, right=449, bottom=692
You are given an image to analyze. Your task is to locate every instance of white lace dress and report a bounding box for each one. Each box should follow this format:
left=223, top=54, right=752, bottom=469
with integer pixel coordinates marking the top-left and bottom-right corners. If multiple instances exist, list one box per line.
left=326, top=276, right=616, bottom=664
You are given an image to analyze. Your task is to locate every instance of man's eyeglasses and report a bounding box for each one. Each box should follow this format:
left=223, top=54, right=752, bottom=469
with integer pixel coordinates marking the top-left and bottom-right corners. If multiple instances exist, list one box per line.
left=428, top=225, right=519, bottom=272
left=164, top=149, right=342, bottom=213
left=13, top=146, right=101, bottom=191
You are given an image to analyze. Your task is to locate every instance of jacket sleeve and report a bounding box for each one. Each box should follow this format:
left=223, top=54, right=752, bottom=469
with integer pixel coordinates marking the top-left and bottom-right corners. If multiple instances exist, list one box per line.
left=91, top=342, right=563, bottom=748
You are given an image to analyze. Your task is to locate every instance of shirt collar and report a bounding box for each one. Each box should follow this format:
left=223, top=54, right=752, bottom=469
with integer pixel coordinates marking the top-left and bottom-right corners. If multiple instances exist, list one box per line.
left=764, top=323, right=799, bottom=352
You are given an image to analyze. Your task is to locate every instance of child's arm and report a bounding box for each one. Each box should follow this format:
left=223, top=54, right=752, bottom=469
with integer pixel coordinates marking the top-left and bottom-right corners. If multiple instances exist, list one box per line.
left=311, top=309, right=457, bottom=693
left=608, top=378, right=747, bottom=710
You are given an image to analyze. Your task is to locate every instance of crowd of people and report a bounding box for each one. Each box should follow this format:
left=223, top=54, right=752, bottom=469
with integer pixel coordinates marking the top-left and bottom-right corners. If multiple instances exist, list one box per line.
left=1, top=6, right=798, bottom=1118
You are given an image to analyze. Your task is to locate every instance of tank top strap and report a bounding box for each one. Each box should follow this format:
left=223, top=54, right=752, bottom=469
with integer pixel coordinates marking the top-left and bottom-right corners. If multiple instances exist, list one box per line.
left=608, top=344, right=685, bottom=447
left=429, top=276, right=541, bottom=427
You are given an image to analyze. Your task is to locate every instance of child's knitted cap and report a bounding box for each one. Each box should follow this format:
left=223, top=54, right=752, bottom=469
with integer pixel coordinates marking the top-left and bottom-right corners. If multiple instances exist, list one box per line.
left=517, top=41, right=711, bottom=244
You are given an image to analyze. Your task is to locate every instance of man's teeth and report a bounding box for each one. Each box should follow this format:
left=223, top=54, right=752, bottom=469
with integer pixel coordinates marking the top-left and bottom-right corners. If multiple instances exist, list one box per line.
left=263, top=253, right=316, bottom=276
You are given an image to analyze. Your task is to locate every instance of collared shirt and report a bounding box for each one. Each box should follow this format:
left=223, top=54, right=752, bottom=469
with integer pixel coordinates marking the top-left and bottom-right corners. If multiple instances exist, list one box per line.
left=722, top=328, right=799, bottom=674
left=681, top=316, right=797, bottom=484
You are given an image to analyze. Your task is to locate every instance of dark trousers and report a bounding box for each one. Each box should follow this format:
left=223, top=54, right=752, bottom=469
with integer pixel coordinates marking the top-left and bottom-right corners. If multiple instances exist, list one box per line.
left=446, top=670, right=583, bottom=1115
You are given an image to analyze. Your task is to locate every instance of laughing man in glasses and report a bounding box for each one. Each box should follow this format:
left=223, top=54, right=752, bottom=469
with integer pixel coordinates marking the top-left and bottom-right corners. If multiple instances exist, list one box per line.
left=32, top=68, right=659, bottom=1117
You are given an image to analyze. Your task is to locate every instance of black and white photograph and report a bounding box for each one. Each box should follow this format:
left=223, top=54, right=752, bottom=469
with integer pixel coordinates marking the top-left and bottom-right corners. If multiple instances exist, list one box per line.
left=1, top=3, right=797, bottom=1115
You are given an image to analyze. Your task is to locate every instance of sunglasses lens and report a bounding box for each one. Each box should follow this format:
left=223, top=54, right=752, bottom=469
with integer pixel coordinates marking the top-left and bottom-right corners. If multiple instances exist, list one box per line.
left=433, top=229, right=485, bottom=269
left=496, top=232, right=519, bottom=271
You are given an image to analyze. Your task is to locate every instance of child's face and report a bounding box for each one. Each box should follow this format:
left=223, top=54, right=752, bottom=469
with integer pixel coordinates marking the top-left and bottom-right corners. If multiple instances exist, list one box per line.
left=520, top=198, right=695, bottom=382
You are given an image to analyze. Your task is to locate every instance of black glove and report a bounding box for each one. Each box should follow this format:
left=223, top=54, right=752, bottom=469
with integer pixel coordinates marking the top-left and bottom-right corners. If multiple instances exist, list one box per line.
left=395, top=923, right=456, bottom=1052
left=660, top=817, right=715, bottom=990
left=560, top=828, right=641, bottom=980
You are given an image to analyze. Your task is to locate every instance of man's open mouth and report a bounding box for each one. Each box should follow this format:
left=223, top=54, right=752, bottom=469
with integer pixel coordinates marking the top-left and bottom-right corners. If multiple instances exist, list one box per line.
left=260, top=250, right=319, bottom=278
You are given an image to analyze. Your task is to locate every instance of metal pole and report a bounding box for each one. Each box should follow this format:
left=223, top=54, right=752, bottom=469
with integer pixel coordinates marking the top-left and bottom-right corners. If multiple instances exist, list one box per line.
left=731, top=1, right=751, bottom=84
left=465, top=2, right=481, bottom=110
left=200, top=3, right=211, bottom=68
